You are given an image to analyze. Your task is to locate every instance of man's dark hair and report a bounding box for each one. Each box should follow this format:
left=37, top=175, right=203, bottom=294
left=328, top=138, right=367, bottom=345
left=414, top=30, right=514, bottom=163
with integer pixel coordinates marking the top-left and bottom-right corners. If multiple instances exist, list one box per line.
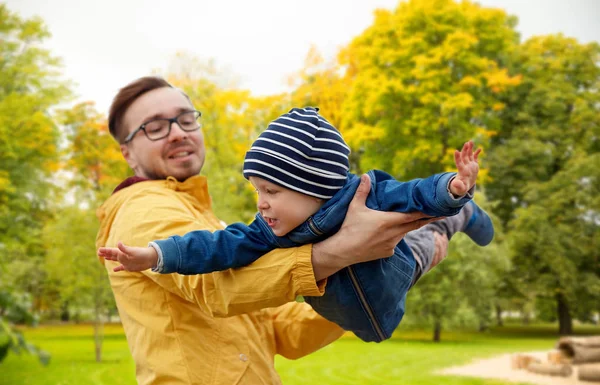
left=108, top=76, right=173, bottom=143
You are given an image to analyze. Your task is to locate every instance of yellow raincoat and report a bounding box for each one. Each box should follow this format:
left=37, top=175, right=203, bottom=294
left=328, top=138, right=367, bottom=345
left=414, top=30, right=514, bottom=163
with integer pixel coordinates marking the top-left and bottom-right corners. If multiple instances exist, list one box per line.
left=96, top=175, right=343, bottom=384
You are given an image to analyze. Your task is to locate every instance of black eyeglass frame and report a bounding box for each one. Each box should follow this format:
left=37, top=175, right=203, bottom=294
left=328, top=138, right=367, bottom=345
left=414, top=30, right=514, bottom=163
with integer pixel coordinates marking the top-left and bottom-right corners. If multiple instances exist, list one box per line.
left=122, top=110, right=202, bottom=144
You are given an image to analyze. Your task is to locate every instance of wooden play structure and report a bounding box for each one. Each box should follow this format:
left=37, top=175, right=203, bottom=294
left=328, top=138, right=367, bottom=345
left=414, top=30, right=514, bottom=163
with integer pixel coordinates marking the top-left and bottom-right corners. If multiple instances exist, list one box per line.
left=512, top=336, right=600, bottom=382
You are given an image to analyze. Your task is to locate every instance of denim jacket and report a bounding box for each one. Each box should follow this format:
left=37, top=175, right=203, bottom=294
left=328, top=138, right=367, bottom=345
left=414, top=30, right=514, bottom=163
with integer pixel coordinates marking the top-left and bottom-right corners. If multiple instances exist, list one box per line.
left=155, top=170, right=473, bottom=342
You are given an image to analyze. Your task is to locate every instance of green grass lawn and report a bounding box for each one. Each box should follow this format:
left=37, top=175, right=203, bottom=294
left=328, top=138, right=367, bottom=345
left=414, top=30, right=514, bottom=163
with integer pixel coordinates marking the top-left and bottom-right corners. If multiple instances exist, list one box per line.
left=2, top=322, right=599, bottom=385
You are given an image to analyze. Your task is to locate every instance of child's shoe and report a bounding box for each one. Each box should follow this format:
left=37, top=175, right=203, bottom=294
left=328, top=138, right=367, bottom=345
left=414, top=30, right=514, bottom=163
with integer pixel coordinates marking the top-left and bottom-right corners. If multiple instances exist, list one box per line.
left=463, top=201, right=494, bottom=246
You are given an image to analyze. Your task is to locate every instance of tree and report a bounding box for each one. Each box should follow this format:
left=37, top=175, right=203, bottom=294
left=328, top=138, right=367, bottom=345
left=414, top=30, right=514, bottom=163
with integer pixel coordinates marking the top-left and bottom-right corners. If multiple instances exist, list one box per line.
left=43, top=206, right=115, bottom=362
left=339, top=0, right=521, bottom=180
left=287, top=46, right=348, bottom=130
left=0, top=3, right=71, bottom=252
left=508, top=154, right=600, bottom=334
left=487, top=34, right=600, bottom=226
left=0, top=3, right=71, bottom=363
left=56, top=102, right=130, bottom=361
left=60, top=102, right=130, bottom=203
left=404, top=195, right=510, bottom=341
left=486, top=35, right=600, bottom=334
left=0, top=290, right=49, bottom=365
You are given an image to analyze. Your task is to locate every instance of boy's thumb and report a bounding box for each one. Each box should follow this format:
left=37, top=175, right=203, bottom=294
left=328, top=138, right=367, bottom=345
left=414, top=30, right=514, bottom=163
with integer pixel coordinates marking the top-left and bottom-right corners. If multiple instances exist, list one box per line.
left=117, top=241, right=131, bottom=255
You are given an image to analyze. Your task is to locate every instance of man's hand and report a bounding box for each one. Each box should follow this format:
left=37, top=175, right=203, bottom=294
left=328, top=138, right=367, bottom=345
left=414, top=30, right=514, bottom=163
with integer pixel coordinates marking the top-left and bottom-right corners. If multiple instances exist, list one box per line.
left=312, top=173, right=441, bottom=281
left=98, top=242, right=159, bottom=272
left=450, top=141, right=482, bottom=196
left=429, top=232, right=449, bottom=272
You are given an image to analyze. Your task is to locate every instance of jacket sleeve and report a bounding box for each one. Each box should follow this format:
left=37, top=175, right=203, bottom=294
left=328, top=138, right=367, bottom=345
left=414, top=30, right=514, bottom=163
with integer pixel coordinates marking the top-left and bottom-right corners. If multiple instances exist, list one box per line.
left=265, top=301, right=345, bottom=360
left=369, top=170, right=474, bottom=217
left=154, top=216, right=278, bottom=275
left=105, top=189, right=326, bottom=317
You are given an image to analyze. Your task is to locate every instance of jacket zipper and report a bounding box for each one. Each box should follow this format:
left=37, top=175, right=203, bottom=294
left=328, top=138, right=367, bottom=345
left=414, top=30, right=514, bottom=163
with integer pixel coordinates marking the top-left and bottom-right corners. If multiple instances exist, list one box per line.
left=347, top=266, right=386, bottom=342
left=308, top=216, right=386, bottom=341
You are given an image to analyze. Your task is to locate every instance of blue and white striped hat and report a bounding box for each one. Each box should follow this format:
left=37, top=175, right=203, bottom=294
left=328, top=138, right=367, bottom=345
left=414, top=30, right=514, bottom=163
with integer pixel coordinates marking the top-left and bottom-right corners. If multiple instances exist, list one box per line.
left=243, top=107, right=350, bottom=199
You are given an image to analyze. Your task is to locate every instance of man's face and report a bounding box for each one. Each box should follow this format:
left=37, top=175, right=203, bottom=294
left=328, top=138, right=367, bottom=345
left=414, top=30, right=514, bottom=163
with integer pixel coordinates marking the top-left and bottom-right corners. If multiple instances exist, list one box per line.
left=249, top=176, right=324, bottom=237
left=120, top=87, right=205, bottom=181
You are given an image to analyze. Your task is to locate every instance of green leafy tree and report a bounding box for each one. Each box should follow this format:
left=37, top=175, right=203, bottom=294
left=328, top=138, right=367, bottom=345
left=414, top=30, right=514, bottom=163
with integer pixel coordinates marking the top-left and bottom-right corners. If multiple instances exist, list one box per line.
left=507, top=154, right=600, bottom=334
left=487, top=35, right=600, bottom=334
left=43, top=206, right=115, bottom=362
left=339, top=0, right=521, bottom=180
left=55, top=101, right=130, bottom=361
left=60, top=102, right=130, bottom=203
left=0, top=3, right=70, bottom=363
left=0, top=291, right=49, bottom=365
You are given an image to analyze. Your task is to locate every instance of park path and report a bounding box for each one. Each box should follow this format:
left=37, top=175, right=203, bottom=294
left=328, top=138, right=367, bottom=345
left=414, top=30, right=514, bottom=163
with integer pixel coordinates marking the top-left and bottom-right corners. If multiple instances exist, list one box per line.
left=438, top=351, right=590, bottom=385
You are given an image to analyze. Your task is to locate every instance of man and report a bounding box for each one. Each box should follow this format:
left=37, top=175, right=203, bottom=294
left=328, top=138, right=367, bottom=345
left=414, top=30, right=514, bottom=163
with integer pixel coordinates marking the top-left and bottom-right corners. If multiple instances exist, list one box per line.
left=96, top=76, right=443, bottom=384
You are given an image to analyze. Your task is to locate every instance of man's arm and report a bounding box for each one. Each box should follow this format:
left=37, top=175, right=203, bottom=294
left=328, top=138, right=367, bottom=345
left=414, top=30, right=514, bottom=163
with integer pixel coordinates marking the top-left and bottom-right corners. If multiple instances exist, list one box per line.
left=104, top=189, right=323, bottom=318
left=266, top=301, right=345, bottom=360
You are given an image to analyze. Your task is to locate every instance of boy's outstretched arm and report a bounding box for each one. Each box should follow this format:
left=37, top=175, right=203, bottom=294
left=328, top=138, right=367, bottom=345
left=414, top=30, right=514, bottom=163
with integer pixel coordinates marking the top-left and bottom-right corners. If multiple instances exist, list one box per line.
left=371, top=140, right=481, bottom=217
left=98, top=220, right=279, bottom=275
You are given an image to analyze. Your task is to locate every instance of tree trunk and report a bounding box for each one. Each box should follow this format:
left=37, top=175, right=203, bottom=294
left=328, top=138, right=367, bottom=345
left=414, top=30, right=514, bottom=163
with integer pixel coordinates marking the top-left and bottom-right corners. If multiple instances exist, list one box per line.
left=94, top=289, right=104, bottom=362
left=60, top=301, right=70, bottom=322
left=479, top=321, right=488, bottom=332
left=522, top=308, right=530, bottom=325
left=433, top=320, right=442, bottom=342
left=94, top=319, right=103, bottom=363
left=496, top=304, right=503, bottom=327
left=557, top=293, right=573, bottom=335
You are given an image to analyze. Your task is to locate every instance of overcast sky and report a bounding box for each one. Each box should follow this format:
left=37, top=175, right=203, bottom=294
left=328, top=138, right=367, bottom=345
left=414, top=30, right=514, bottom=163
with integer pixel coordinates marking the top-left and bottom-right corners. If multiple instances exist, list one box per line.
left=6, top=0, right=600, bottom=113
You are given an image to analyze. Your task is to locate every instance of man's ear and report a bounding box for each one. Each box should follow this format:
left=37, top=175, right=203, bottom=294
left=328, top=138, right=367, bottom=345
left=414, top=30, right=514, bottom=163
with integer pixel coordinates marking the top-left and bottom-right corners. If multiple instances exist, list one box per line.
left=120, top=144, right=137, bottom=170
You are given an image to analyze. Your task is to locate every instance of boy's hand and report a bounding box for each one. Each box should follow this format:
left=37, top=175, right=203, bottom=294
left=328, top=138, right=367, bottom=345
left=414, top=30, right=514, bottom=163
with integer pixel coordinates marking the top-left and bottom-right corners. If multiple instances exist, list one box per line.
left=450, top=141, right=482, bottom=197
left=98, top=242, right=158, bottom=272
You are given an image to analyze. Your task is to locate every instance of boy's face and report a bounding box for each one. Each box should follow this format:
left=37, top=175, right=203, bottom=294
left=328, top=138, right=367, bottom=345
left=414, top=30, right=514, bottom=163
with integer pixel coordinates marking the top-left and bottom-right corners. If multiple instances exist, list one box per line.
left=249, top=176, right=324, bottom=237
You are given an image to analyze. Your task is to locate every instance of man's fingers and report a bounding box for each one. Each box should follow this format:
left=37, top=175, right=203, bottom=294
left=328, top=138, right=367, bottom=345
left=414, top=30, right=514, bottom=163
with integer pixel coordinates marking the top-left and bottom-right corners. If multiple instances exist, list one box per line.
left=349, top=174, right=372, bottom=208
left=394, top=216, right=442, bottom=233
left=431, top=233, right=449, bottom=270
left=474, top=148, right=482, bottom=161
left=384, top=210, right=434, bottom=227
left=113, top=265, right=126, bottom=272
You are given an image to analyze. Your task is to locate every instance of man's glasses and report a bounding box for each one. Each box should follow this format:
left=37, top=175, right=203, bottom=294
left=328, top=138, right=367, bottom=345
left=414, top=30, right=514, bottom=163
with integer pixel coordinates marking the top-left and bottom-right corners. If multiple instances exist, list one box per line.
left=123, top=110, right=202, bottom=143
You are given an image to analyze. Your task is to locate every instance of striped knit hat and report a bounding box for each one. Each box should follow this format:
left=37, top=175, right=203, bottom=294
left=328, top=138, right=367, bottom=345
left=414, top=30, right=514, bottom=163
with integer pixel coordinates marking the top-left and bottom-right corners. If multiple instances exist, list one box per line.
left=243, top=107, right=350, bottom=199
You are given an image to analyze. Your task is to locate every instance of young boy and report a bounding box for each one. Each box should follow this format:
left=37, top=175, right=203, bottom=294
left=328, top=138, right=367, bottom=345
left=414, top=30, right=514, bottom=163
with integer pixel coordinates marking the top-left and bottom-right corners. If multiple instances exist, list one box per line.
left=99, top=107, right=494, bottom=342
